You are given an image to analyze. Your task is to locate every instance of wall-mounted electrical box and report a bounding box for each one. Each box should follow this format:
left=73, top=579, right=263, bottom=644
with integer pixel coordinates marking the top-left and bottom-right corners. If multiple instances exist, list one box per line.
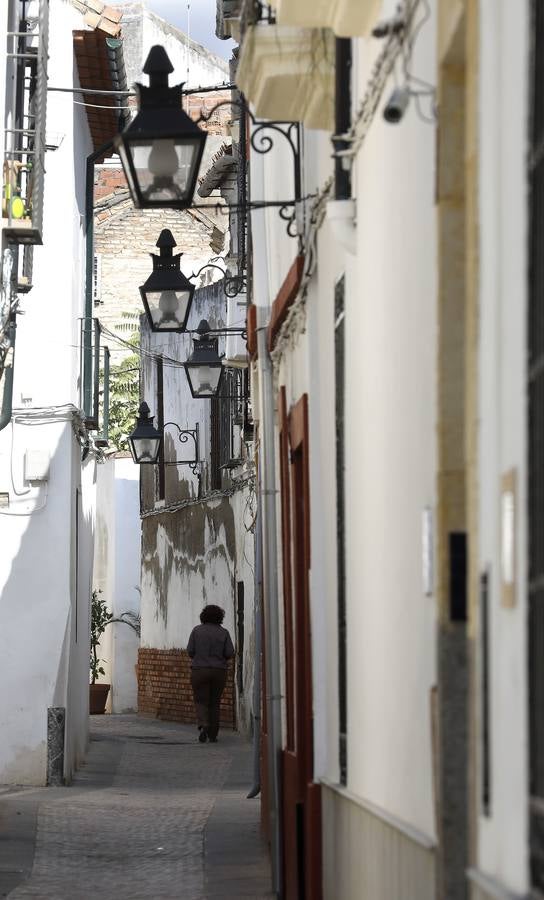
left=24, top=450, right=50, bottom=482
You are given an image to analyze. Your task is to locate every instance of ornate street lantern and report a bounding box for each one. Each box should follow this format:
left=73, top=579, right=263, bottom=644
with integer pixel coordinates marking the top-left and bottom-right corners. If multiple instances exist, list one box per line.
left=184, top=320, right=224, bottom=398
left=139, top=229, right=194, bottom=332
left=128, top=402, right=162, bottom=464
left=114, top=45, right=207, bottom=209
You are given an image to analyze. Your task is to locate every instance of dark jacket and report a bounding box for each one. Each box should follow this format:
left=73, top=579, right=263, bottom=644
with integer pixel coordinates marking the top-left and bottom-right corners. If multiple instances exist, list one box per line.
left=187, top=623, right=235, bottom=669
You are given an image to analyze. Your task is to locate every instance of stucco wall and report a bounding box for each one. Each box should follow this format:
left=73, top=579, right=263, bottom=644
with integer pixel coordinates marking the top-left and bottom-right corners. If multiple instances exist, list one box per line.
left=476, top=0, right=529, bottom=892
left=93, top=457, right=140, bottom=713
left=263, top=21, right=437, bottom=844
left=0, top=0, right=96, bottom=784
left=119, top=2, right=228, bottom=89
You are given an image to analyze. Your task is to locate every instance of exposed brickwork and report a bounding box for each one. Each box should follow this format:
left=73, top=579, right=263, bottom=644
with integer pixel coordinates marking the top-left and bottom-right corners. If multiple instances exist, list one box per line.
left=93, top=202, right=223, bottom=335
left=138, top=648, right=235, bottom=728
left=94, top=167, right=127, bottom=201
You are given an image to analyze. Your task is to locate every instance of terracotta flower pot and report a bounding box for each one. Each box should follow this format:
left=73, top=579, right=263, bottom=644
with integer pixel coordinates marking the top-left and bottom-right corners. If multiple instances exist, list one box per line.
left=89, top=683, right=110, bottom=715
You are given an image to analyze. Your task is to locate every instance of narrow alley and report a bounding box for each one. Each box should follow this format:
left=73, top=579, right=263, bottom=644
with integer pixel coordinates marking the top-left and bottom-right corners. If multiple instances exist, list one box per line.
left=0, top=0, right=540, bottom=896
left=0, top=716, right=272, bottom=900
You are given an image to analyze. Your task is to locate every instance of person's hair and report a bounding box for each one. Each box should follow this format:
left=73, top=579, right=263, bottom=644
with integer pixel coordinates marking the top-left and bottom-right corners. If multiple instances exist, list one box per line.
left=200, top=604, right=225, bottom=625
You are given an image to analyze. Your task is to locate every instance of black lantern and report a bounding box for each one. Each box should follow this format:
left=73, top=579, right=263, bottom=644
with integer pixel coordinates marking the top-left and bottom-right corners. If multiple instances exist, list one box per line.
left=128, top=402, right=162, bottom=464
left=184, top=320, right=224, bottom=398
left=139, top=229, right=194, bottom=332
left=114, top=45, right=207, bottom=209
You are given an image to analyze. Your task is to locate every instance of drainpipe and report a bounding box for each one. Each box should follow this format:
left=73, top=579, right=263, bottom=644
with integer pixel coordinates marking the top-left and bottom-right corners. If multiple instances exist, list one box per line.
left=0, top=245, right=18, bottom=433
left=256, top=308, right=283, bottom=896
left=82, top=41, right=129, bottom=419
left=0, top=322, right=15, bottom=433
left=327, top=38, right=356, bottom=254
left=84, top=141, right=113, bottom=421
left=247, top=500, right=262, bottom=799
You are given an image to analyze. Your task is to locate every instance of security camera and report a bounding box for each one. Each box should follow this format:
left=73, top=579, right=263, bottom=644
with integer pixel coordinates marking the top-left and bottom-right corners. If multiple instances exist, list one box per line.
left=383, top=86, right=410, bottom=124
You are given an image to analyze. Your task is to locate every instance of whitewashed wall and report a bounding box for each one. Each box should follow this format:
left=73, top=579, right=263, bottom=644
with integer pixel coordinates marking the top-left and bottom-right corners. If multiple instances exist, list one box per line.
left=253, top=5, right=438, bottom=845
left=94, top=457, right=116, bottom=698
left=94, top=457, right=140, bottom=713
left=476, top=0, right=529, bottom=892
left=342, top=22, right=437, bottom=842
left=120, top=2, right=228, bottom=89
left=0, top=0, right=95, bottom=783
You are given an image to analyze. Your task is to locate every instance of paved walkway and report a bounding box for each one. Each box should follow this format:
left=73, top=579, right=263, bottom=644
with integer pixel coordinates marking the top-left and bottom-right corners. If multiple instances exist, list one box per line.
left=0, top=715, right=273, bottom=899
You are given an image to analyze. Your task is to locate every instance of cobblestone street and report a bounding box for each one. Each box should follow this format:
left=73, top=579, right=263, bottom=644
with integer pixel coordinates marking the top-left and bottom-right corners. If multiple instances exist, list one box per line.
left=0, top=716, right=273, bottom=900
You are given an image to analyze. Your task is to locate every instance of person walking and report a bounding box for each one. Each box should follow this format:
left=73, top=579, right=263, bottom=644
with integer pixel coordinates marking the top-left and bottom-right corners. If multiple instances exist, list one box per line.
left=187, top=604, right=235, bottom=743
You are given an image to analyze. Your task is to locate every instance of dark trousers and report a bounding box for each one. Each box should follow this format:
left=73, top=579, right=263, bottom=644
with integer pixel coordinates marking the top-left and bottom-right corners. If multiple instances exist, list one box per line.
left=191, top=667, right=227, bottom=740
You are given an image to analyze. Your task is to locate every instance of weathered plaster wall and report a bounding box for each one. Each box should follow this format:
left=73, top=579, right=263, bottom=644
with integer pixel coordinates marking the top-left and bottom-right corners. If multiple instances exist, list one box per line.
left=138, top=277, right=255, bottom=734
left=119, top=2, right=228, bottom=89
left=140, top=487, right=255, bottom=732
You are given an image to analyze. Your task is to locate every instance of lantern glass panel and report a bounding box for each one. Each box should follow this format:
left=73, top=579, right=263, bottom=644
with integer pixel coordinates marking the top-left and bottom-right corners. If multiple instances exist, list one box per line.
left=129, top=436, right=161, bottom=464
left=144, top=289, right=192, bottom=330
left=129, top=138, right=201, bottom=204
left=186, top=364, right=223, bottom=397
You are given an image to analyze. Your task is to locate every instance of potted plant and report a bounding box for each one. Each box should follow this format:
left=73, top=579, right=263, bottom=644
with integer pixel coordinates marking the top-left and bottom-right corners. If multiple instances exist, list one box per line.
left=89, top=588, right=113, bottom=714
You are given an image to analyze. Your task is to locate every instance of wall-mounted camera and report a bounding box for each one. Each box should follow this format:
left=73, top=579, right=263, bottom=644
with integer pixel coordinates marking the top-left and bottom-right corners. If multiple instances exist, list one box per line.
left=383, top=86, right=410, bottom=124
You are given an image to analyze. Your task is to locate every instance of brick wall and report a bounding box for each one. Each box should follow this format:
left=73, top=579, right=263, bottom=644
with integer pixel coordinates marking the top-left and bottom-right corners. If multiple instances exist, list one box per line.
left=137, top=648, right=235, bottom=728
left=94, top=167, right=127, bottom=200
left=93, top=202, right=222, bottom=335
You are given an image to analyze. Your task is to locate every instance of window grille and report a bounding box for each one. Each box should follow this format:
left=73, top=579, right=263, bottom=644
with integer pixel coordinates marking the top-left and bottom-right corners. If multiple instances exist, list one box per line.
left=92, top=255, right=102, bottom=306
left=209, top=368, right=245, bottom=488
left=95, top=346, right=110, bottom=448
left=3, top=0, right=49, bottom=255
left=80, top=317, right=102, bottom=428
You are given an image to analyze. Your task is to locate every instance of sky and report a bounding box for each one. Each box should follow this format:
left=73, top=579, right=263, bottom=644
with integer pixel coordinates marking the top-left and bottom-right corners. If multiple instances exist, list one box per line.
left=141, top=0, right=236, bottom=60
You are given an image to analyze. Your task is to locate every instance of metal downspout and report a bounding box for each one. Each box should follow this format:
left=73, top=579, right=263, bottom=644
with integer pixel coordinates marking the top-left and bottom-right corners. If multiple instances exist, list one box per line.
left=256, top=312, right=283, bottom=897
left=247, top=500, right=262, bottom=799
left=84, top=141, right=112, bottom=420
left=334, top=38, right=352, bottom=200
left=0, top=325, right=15, bottom=433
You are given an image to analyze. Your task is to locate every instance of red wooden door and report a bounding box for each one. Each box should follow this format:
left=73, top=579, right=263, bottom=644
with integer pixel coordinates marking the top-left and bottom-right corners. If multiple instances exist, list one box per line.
left=279, top=392, right=322, bottom=900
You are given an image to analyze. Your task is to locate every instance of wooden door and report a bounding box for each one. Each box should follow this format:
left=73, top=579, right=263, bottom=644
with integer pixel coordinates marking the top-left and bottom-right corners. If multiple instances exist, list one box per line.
left=279, top=392, right=322, bottom=900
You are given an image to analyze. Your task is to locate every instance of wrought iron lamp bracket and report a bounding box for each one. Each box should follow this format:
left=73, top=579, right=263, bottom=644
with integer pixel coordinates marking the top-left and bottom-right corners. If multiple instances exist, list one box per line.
left=193, top=96, right=303, bottom=240
left=188, top=262, right=246, bottom=299
left=189, top=326, right=247, bottom=340
left=162, top=421, right=200, bottom=474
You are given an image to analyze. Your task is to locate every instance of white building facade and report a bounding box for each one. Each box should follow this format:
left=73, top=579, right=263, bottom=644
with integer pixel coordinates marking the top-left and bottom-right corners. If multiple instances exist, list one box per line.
left=0, top=0, right=127, bottom=784
left=227, top=0, right=538, bottom=897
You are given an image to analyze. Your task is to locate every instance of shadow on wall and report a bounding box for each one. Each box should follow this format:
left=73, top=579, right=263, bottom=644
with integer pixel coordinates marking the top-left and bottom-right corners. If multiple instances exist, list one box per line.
left=0, top=427, right=95, bottom=785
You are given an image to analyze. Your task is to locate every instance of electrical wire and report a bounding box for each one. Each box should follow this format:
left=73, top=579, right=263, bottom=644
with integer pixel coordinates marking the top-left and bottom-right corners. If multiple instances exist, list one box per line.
left=140, top=474, right=254, bottom=519
left=73, top=99, right=132, bottom=111
left=99, top=321, right=247, bottom=372
left=400, top=0, right=437, bottom=123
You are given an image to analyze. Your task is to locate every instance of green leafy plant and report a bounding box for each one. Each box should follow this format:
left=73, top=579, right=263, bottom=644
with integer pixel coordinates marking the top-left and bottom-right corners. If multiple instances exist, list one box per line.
left=90, top=588, right=113, bottom=684
left=101, top=313, right=140, bottom=452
